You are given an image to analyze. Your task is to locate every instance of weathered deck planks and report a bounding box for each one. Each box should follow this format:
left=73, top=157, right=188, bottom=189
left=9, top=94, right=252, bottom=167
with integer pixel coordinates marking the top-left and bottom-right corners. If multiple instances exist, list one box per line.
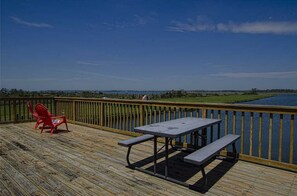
left=0, top=122, right=296, bottom=195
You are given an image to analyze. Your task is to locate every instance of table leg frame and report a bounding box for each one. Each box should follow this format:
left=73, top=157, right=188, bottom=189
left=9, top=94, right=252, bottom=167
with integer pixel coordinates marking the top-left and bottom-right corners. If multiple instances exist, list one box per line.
left=133, top=136, right=206, bottom=191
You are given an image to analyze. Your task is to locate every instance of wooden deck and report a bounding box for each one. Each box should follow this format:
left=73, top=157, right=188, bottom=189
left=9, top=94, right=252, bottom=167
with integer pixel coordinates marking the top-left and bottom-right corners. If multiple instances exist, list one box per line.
left=0, top=123, right=296, bottom=196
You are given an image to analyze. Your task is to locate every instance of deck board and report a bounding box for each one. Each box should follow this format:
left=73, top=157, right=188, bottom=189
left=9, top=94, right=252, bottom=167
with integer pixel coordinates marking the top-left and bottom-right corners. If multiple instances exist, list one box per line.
left=0, top=122, right=296, bottom=195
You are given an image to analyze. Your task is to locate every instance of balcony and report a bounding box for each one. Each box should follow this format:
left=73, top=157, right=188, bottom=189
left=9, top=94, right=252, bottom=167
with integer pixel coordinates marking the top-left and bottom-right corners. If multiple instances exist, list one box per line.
left=0, top=122, right=296, bottom=195
left=0, top=97, right=297, bottom=194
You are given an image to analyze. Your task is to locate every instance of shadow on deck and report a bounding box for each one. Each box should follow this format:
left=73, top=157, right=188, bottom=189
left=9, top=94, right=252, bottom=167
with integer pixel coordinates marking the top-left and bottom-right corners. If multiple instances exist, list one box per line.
left=0, top=122, right=296, bottom=195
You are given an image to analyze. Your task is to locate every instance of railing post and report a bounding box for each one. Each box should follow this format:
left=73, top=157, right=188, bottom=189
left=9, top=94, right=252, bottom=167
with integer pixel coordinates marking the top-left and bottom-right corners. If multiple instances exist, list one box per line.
left=140, top=104, right=144, bottom=126
left=202, top=108, right=207, bottom=118
left=100, top=102, right=104, bottom=127
left=289, top=114, right=294, bottom=164
left=72, top=100, right=76, bottom=121
left=54, top=98, right=57, bottom=115
left=13, top=99, right=17, bottom=123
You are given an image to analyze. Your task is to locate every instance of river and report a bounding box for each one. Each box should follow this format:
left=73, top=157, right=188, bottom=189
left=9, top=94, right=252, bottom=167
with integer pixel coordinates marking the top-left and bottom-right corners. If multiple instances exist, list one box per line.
left=242, top=93, right=297, bottom=106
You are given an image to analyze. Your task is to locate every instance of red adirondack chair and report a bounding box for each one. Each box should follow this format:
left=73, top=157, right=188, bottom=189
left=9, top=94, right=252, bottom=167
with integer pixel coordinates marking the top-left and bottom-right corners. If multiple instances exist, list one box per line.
left=27, top=101, right=53, bottom=129
left=35, top=103, right=68, bottom=134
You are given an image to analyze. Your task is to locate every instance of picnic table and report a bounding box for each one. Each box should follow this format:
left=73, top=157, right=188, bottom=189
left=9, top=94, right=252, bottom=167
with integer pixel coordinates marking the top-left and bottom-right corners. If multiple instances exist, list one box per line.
left=119, top=117, right=240, bottom=190
left=133, top=117, right=221, bottom=187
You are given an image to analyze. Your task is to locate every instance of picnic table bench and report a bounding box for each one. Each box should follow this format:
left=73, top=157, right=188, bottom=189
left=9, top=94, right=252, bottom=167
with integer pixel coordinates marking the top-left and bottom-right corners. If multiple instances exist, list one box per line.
left=184, top=134, right=240, bottom=186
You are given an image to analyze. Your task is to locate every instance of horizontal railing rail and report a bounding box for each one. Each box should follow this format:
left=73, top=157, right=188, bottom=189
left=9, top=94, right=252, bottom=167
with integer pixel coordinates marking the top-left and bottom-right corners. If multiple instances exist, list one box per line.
left=1, top=96, right=296, bottom=171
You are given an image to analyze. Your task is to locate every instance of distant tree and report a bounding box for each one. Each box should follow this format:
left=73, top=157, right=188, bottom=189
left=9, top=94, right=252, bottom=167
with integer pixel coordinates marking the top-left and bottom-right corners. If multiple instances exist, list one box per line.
left=243, top=88, right=258, bottom=95
left=0, top=88, right=9, bottom=97
left=251, top=88, right=258, bottom=94
left=176, top=90, right=182, bottom=97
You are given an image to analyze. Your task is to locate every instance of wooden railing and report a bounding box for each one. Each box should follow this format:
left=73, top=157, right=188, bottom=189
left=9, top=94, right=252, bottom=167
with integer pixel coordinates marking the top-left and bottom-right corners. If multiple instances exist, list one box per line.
left=0, top=97, right=55, bottom=123
left=1, top=97, right=296, bottom=171
left=54, top=97, right=297, bottom=171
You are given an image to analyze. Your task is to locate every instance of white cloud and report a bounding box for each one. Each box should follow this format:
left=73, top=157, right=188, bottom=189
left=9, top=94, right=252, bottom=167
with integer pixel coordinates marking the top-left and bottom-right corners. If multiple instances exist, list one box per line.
left=134, top=15, right=147, bottom=25
left=134, top=14, right=155, bottom=25
left=210, top=71, right=297, bottom=79
left=217, top=22, right=297, bottom=34
left=10, top=16, right=53, bottom=28
left=76, top=61, right=103, bottom=66
left=103, top=14, right=153, bottom=29
left=3, top=78, right=56, bottom=82
left=168, top=20, right=297, bottom=35
left=168, top=21, right=215, bottom=32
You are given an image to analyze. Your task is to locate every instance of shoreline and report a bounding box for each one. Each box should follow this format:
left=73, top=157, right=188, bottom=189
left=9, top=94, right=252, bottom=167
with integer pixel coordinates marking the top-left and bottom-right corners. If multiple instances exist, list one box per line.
left=154, top=93, right=277, bottom=104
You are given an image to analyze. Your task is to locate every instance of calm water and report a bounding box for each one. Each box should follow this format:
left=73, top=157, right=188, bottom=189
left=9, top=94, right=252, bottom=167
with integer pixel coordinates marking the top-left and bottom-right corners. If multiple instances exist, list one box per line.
left=242, top=93, right=297, bottom=106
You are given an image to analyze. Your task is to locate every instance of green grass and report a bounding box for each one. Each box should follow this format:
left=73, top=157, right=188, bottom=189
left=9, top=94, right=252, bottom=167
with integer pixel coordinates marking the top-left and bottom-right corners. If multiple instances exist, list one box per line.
left=154, top=93, right=276, bottom=104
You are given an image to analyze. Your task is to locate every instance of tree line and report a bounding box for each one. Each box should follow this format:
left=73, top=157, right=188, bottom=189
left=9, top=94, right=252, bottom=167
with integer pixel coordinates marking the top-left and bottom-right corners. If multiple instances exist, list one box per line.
left=1, top=88, right=297, bottom=99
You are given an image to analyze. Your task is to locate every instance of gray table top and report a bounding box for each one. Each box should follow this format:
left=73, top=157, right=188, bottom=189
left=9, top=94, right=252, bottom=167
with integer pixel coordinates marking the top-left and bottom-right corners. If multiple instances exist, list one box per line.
left=134, top=117, right=221, bottom=138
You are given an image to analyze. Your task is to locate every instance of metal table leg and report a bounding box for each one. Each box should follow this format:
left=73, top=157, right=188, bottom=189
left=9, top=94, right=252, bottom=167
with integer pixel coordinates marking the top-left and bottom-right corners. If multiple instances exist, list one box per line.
left=165, top=137, right=168, bottom=177
left=202, top=128, right=207, bottom=147
left=194, top=131, right=198, bottom=150
left=154, top=136, right=157, bottom=174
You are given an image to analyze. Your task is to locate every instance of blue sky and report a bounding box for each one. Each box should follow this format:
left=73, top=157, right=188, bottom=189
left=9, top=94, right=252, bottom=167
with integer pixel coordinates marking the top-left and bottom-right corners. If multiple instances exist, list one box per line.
left=1, top=0, right=297, bottom=90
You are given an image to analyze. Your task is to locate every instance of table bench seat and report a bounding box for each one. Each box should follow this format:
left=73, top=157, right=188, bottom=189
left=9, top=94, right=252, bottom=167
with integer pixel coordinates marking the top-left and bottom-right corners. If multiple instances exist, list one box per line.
left=184, top=134, right=240, bottom=187
left=184, top=134, right=241, bottom=165
left=118, top=134, right=154, bottom=147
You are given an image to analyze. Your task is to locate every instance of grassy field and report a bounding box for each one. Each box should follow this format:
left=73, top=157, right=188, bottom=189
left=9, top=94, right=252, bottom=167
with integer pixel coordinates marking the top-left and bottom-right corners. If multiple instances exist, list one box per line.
left=0, top=94, right=276, bottom=122
left=154, top=93, right=276, bottom=104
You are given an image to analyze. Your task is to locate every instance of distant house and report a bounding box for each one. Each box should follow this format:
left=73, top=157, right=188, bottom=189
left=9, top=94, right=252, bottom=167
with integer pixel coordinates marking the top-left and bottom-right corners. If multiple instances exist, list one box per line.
left=142, top=95, right=148, bottom=100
